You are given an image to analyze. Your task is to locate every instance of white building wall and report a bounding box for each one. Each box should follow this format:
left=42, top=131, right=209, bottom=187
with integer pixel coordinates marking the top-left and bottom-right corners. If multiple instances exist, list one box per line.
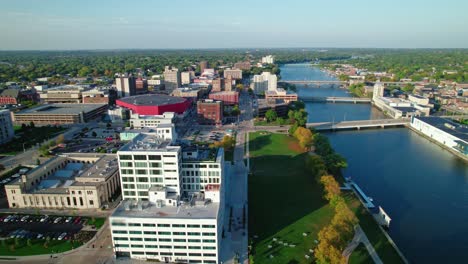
left=0, top=110, right=14, bottom=144
left=411, top=118, right=460, bottom=149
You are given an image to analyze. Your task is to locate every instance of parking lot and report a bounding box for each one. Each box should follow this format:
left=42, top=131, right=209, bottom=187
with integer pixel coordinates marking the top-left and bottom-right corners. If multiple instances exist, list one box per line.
left=183, top=128, right=233, bottom=144
left=0, top=214, right=88, bottom=241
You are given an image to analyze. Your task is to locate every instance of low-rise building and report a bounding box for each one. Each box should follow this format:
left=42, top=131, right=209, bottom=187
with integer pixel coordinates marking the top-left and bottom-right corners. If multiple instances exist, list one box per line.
left=5, top=154, right=120, bottom=209
left=14, top=103, right=108, bottom=125
left=223, top=69, right=242, bottom=80
left=265, top=88, right=298, bottom=103
left=40, top=85, right=85, bottom=104
left=411, top=116, right=468, bottom=156
left=208, top=91, right=239, bottom=105
left=0, top=109, right=14, bottom=144
left=197, top=100, right=223, bottom=125
left=172, top=88, right=202, bottom=99
left=233, top=61, right=251, bottom=70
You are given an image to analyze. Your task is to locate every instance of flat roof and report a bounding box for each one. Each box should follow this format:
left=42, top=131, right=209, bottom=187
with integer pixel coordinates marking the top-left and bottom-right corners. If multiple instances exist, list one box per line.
left=17, top=103, right=106, bottom=115
left=112, top=200, right=219, bottom=220
left=119, top=133, right=176, bottom=152
left=415, top=116, right=468, bottom=142
left=118, top=94, right=186, bottom=106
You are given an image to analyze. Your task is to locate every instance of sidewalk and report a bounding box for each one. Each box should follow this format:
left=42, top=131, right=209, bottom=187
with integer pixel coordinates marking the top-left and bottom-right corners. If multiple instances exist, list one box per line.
left=343, top=225, right=383, bottom=264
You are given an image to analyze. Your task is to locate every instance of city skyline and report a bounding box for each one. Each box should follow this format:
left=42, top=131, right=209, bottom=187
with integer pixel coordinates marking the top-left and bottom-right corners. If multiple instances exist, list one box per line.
left=1, top=0, right=468, bottom=50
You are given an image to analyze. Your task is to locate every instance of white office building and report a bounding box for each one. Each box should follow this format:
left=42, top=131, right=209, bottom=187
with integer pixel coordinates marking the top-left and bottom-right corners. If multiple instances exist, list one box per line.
left=112, top=129, right=225, bottom=263
left=129, top=112, right=175, bottom=129
left=0, top=110, right=14, bottom=145
left=261, top=55, right=274, bottom=64
left=251, top=72, right=277, bottom=94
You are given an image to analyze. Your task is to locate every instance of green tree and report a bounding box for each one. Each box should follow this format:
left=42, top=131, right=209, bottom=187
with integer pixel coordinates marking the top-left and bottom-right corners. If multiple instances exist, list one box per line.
left=91, top=131, right=97, bottom=137
left=264, top=109, right=277, bottom=123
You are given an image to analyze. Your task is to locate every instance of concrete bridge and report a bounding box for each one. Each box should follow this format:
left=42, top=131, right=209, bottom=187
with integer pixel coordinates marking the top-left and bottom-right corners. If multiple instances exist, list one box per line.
left=301, top=96, right=372, bottom=103
left=307, top=119, right=410, bottom=131
left=281, top=80, right=346, bottom=85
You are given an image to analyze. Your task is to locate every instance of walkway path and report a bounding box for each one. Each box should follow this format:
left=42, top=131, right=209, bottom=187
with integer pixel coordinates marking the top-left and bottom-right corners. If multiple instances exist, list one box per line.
left=343, top=225, right=383, bottom=264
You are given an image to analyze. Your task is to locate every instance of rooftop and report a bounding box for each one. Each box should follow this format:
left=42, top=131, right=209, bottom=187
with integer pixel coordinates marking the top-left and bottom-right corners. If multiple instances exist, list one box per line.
left=117, top=94, right=186, bottom=106
left=16, top=103, right=106, bottom=115
left=119, top=133, right=176, bottom=152
left=415, top=116, right=468, bottom=142
left=112, top=198, right=219, bottom=220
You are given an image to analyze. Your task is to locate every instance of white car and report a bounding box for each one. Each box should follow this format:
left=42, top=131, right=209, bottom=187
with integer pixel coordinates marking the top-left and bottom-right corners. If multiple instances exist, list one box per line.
left=53, top=217, right=62, bottom=224
left=57, top=232, right=67, bottom=240
left=40, top=216, right=49, bottom=222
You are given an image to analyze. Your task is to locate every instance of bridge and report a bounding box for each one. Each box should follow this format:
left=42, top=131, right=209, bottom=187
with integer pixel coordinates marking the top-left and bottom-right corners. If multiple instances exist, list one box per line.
left=280, top=80, right=346, bottom=85
left=306, top=119, right=410, bottom=131
left=301, top=96, right=372, bottom=103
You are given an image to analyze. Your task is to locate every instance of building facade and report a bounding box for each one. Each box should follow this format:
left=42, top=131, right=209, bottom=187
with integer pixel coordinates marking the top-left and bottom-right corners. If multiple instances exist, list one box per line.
left=14, top=104, right=108, bottom=125
left=0, top=110, right=14, bottom=144
left=5, top=154, right=120, bottom=209
left=223, top=69, right=242, bottom=80
left=208, top=91, right=239, bottom=105
left=164, top=67, right=181, bottom=93
left=252, top=72, right=277, bottom=94
left=261, top=55, right=274, bottom=64
left=197, top=100, right=223, bottom=125
left=136, top=78, right=149, bottom=95
left=116, top=75, right=137, bottom=98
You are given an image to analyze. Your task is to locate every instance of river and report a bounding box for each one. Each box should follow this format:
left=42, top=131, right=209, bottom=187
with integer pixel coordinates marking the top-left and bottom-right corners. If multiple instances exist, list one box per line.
left=280, top=63, right=468, bottom=263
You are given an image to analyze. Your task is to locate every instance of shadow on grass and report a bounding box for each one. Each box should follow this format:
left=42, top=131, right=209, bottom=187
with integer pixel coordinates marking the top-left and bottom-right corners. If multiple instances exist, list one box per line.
left=248, top=133, right=272, bottom=153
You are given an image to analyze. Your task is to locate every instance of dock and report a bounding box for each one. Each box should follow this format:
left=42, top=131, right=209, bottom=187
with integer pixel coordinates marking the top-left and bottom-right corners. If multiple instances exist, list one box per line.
left=350, top=182, right=375, bottom=208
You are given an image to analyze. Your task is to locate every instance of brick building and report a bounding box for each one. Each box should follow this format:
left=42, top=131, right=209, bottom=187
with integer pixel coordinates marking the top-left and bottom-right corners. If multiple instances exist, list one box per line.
left=197, top=100, right=223, bottom=125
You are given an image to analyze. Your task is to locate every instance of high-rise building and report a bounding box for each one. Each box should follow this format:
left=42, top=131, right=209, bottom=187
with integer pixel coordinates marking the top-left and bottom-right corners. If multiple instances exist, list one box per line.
left=135, top=77, right=148, bottom=95
left=197, top=100, right=223, bottom=125
left=211, top=78, right=223, bottom=92
left=251, top=72, right=277, bottom=94
left=223, top=69, right=242, bottom=80
left=116, top=75, right=137, bottom=97
left=199, top=61, right=208, bottom=73
left=0, top=110, right=14, bottom=144
left=261, top=55, right=275, bottom=64
left=111, top=130, right=225, bottom=263
left=224, top=76, right=233, bottom=91
left=181, top=71, right=194, bottom=85
left=163, top=66, right=181, bottom=92
left=373, top=80, right=385, bottom=100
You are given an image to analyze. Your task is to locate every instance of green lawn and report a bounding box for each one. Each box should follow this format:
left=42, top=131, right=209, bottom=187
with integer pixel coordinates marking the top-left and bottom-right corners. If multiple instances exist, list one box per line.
left=254, top=120, right=287, bottom=126
left=0, top=239, right=83, bottom=256
left=344, top=193, right=404, bottom=264
left=0, top=126, right=66, bottom=155
left=349, top=243, right=374, bottom=264
left=249, top=132, right=332, bottom=263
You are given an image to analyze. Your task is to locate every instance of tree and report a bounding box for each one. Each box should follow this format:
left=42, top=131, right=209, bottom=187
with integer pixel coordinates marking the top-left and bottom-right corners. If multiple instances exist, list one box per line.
left=305, top=155, right=327, bottom=179
left=56, top=134, right=65, bottom=145
left=320, top=175, right=341, bottom=202
left=235, top=84, right=244, bottom=91
left=212, top=136, right=236, bottom=151
left=231, top=105, right=240, bottom=116
left=293, top=127, right=313, bottom=149
left=106, top=122, right=112, bottom=128
left=402, top=83, right=415, bottom=93
left=36, top=159, right=40, bottom=165
left=91, top=131, right=97, bottom=138
left=29, top=121, right=35, bottom=128
left=27, top=238, right=32, bottom=247
left=265, top=109, right=277, bottom=123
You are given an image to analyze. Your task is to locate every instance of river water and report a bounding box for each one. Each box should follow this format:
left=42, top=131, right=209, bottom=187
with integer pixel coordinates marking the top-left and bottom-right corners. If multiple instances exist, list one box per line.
left=280, top=63, right=468, bottom=263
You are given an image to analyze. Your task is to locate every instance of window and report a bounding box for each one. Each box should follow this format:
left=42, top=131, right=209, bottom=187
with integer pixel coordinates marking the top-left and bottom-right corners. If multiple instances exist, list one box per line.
left=121, top=169, right=134, bottom=175
left=87, top=191, right=93, bottom=195
left=159, top=238, right=171, bottom=242
left=114, top=237, right=128, bottom=241
left=202, top=225, right=215, bottom=228
left=133, top=155, right=146, bottom=160
left=134, top=162, right=147, bottom=168
left=111, top=222, right=126, bottom=227
left=203, top=246, right=216, bottom=250
left=204, top=253, right=216, bottom=257
left=136, top=170, right=147, bottom=175
left=120, top=162, right=133, bottom=167
left=174, top=253, right=187, bottom=256
left=160, top=245, right=172, bottom=249
left=115, top=244, right=129, bottom=248
left=160, top=252, right=172, bottom=256
left=148, top=155, right=161, bottom=160
left=112, top=230, right=127, bottom=234
left=129, top=231, right=142, bottom=234
left=157, top=224, right=170, bottom=227
left=188, top=232, right=200, bottom=236
left=131, top=251, right=144, bottom=255
left=173, top=232, right=186, bottom=236
left=172, top=224, right=185, bottom=228
left=209, top=164, right=219, bottom=168
left=89, top=200, right=94, bottom=206
left=202, top=232, right=216, bottom=236
left=150, top=162, right=161, bottom=168
left=189, top=253, right=202, bottom=256
left=136, top=184, right=149, bottom=189
left=158, top=231, right=171, bottom=235
left=123, top=191, right=136, bottom=196
left=145, top=245, right=158, bottom=248
left=150, top=170, right=162, bottom=175
left=119, top=155, right=132, bottom=160
left=187, top=224, right=200, bottom=228
left=122, top=177, right=135, bottom=182
left=144, top=231, right=156, bottom=235
left=130, top=237, right=142, bottom=241
left=138, top=191, right=148, bottom=196
left=144, top=237, right=157, bottom=241
left=150, top=177, right=163, bottom=183
left=165, top=162, right=176, bottom=165
left=143, top=223, right=156, bottom=227
left=188, top=239, right=201, bottom=243
left=163, top=155, right=176, bottom=158
left=131, top=244, right=143, bottom=248
left=174, top=239, right=186, bottom=242
left=164, top=169, right=176, bottom=172
left=123, top=184, right=135, bottom=189
left=128, top=223, right=141, bottom=227
left=203, top=239, right=216, bottom=243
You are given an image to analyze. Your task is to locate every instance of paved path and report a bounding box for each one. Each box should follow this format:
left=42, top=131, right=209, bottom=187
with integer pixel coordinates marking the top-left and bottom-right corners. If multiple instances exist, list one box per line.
left=343, top=225, right=383, bottom=264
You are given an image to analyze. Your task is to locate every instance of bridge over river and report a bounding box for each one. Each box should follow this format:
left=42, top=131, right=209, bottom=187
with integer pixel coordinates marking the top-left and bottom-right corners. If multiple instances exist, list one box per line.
left=301, top=96, right=372, bottom=103
left=306, top=118, right=410, bottom=131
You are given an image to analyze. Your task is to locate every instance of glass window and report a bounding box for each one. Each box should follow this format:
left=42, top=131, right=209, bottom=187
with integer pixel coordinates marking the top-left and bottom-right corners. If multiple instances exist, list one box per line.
left=145, top=245, right=158, bottom=248
left=159, top=238, right=171, bottom=242
left=150, top=170, right=162, bottom=175
left=136, top=170, right=147, bottom=175
left=188, top=232, right=200, bottom=236
left=174, top=252, right=187, bottom=256
left=128, top=223, right=141, bottom=227
left=174, top=239, right=187, bottom=242
left=133, top=155, right=147, bottom=160
left=202, top=225, right=215, bottom=228
left=121, top=169, right=134, bottom=175
left=120, top=162, right=133, bottom=167
left=111, top=222, right=126, bottom=227
left=160, top=245, right=172, bottom=249
left=131, top=244, right=143, bottom=248
left=188, top=239, right=201, bottom=243
left=202, top=232, right=216, bottom=236
left=203, top=246, right=216, bottom=250
left=150, top=162, right=161, bottom=168
left=138, top=191, right=148, bottom=196
left=134, top=162, right=147, bottom=168
left=130, top=237, right=142, bottom=241
left=114, top=237, right=128, bottom=241
left=122, top=177, right=134, bottom=182
left=143, top=223, right=155, bottom=227
left=150, top=177, right=163, bottom=183
left=203, top=239, right=216, bottom=243
left=158, top=224, right=170, bottom=227
left=129, top=231, right=142, bottom=234
left=172, top=224, right=185, bottom=228
left=119, top=155, right=132, bottom=160
left=144, top=238, right=157, bottom=241
left=143, top=231, right=156, bottom=235
left=158, top=231, right=171, bottom=235
left=173, top=232, right=186, bottom=236
left=148, top=155, right=161, bottom=160
left=187, top=224, right=200, bottom=228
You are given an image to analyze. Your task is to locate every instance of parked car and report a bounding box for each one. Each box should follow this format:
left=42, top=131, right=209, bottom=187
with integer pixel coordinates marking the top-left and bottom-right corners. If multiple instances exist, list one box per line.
left=57, top=232, right=67, bottom=240
left=20, top=215, right=30, bottom=222
left=73, top=217, right=82, bottom=224
left=40, top=215, right=49, bottom=222
left=53, top=217, right=63, bottom=224
left=37, top=233, right=44, bottom=239
left=65, top=216, right=73, bottom=223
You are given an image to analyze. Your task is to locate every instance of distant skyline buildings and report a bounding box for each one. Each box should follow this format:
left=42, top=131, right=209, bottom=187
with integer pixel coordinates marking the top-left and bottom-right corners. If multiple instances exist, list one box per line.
left=0, top=0, right=467, bottom=50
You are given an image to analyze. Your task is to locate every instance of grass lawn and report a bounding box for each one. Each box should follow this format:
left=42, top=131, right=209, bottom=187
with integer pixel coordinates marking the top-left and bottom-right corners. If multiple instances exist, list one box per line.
left=88, top=217, right=106, bottom=229
left=344, top=193, right=404, bottom=264
left=254, top=120, right=288, bottom=126
left=249, top=132, right=332, bottom=263
left=0, top=126, right=66, bottom=155
left=0, top=239, right=83, bottom=256
left=349, top=243, right=374, bottom=264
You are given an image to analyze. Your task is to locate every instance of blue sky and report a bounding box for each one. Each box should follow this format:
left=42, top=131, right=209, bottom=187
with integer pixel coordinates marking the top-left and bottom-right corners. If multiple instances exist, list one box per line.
left=1, top=0, right=467, bottom=50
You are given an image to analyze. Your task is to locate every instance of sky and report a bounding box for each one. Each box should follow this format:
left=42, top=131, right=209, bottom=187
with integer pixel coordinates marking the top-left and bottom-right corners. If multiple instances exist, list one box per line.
left=1, top=0, right=467, bottom=50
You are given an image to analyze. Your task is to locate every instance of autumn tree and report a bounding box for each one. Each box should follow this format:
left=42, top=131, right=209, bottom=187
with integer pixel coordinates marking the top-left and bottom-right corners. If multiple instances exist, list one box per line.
left=320, top=175, right=341, bottom=202
left=212, top=136, right=236, bottom=151
left=293, top=127, right=313, bottom=150
left=56, top=134, right=65, bottom=145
